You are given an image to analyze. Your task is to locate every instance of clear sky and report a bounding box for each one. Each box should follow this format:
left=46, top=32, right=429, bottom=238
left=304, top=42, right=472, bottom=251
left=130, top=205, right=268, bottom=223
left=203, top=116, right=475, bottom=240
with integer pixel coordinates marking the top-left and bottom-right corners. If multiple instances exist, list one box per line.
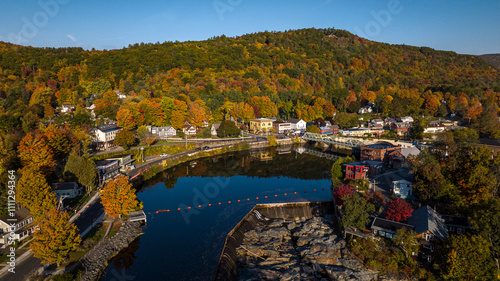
left=0, top=0, right=498, bottom=55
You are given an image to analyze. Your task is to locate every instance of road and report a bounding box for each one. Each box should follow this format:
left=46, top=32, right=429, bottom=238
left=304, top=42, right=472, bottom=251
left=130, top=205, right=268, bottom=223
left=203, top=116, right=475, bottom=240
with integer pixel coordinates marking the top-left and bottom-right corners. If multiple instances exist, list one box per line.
left=0, top=199, right=104, bottom=281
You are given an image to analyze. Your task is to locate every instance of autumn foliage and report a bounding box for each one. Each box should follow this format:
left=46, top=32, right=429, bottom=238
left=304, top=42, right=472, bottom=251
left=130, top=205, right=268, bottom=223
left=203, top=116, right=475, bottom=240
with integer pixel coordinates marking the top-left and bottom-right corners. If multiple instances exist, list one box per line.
left=17, top=166, right=57, bottom=220
left=385, top=198, right=413, bottom=223
left=334, top=184, right=354, bottom=206
left=100, top=175, right=141, bottom=218
left=30, top=208, right=81, bottom=265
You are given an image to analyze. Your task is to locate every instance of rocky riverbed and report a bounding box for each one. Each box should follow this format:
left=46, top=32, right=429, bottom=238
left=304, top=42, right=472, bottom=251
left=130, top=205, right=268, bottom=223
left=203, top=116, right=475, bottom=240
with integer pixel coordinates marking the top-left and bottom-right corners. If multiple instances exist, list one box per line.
left=236, top=215, right=395, bottom=281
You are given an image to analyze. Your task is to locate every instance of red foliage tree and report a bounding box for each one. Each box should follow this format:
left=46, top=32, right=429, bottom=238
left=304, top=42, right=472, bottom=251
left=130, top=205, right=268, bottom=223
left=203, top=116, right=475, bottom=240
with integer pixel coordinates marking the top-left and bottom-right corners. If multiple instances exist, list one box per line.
left=386, top=198, right=413, bottom=222
left=334, top=184, right=354, bottom=206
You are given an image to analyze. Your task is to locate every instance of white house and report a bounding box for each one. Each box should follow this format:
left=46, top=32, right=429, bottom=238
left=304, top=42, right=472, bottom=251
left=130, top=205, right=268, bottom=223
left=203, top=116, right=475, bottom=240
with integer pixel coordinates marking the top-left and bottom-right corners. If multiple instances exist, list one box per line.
left=370, top=118, right=384, bottom=127
left=148, top=126, right=176, bottom=138
left=211, top=123, right=221, bottom=136
left=115, top=90, right=127, bottom=99
left=60, top=104, right=75, bottom=113
left=183, top=124, right=197, bottom=136
left=393, top=179, right=413, bottom=199
left=93, top=124, right=122, bottom=142
left=358, top=106, right=373, bottom=114
left=399, top=116, right=414, bottom=123
left=424, top=126, right=447, bottom=134
left=286, top=118, right=307, bottom=132
left=52, top=182, right=82, bottom=199
left=0, top=208, right=35, bottom=248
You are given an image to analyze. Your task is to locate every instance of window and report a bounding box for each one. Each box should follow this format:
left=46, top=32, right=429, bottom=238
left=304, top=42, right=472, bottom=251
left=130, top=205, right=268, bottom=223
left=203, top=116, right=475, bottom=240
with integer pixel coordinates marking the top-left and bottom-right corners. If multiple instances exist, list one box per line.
left=457, top=228, right=463, bottom=234
left=449, top=226, right=455, bottom=232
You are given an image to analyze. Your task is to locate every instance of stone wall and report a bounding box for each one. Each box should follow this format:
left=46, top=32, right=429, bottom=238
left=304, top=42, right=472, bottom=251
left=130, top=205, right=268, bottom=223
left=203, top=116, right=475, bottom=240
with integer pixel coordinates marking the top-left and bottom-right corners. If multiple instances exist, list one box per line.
left=79, top=221, right=143, bottom=281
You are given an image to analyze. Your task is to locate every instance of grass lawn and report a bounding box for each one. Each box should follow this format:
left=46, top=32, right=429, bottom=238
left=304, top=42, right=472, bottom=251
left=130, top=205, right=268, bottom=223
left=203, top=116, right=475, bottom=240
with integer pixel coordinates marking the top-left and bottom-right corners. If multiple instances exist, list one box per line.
left=108, top=221, right=123, bottom=238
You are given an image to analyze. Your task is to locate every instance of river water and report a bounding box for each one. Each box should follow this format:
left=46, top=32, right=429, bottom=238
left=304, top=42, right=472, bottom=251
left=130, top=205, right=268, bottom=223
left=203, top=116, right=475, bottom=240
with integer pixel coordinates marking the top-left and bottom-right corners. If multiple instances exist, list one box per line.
left=100, top=146, right=342, bottom=281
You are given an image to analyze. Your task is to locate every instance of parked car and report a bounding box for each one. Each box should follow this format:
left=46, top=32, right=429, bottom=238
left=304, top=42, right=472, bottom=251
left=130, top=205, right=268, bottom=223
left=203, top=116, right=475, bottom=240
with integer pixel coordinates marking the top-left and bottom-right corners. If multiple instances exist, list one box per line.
left=160, top=154, right=168, bottom=157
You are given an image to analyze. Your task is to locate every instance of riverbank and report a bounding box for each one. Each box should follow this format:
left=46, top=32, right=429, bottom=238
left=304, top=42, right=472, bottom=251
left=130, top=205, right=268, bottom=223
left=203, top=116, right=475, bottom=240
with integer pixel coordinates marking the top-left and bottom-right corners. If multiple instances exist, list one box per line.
left=79, top=221, right=143, bottom=281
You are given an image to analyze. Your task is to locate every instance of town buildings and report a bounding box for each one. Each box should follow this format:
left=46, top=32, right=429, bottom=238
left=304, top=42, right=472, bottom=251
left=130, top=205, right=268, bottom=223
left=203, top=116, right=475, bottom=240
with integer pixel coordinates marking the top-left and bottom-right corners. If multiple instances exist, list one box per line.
left=52, top=182, right=82, bottom=199
left=250, top=118, right=274, bottom=134
left=0, top=208, right=35, bottom=248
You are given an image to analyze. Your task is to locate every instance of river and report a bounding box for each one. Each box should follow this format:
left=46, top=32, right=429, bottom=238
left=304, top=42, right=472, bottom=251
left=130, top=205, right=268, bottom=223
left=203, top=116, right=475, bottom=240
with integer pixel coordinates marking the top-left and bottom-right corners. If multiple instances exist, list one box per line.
left=100, top=145, right=343, bottom=281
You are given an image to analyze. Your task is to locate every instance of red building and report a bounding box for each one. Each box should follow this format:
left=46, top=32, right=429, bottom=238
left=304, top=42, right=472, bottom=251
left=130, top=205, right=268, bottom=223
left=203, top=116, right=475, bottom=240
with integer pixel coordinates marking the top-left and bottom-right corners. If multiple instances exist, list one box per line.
left=344, top=162, right=368, bottom=180
left=360, top=142, right=401, bottom=163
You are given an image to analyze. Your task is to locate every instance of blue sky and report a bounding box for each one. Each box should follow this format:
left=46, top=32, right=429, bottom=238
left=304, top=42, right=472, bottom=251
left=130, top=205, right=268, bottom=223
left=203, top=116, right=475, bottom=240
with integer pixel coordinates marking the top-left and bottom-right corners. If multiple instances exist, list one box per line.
left=0, top=0, right=498, bottom=55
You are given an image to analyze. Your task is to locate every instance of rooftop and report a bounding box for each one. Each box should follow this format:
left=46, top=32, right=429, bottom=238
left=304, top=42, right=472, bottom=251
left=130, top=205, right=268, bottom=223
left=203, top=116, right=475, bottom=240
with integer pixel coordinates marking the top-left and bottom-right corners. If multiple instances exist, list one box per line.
left=52, top=182, right=78, bottom=191
left=408, top=206, right=449, bottom=241
left=96, top=124, right=121, bottom=133
left=0, top=207, right=32, bottom=223
left=344, top=161, right=367, bottom=167
left=371, top=217, right=415, bottom=233
left=95, top=159, right=120, bottom=167
left=363, top=143, right=398, bottom=149
left=286, top=118, right=303, bottom=124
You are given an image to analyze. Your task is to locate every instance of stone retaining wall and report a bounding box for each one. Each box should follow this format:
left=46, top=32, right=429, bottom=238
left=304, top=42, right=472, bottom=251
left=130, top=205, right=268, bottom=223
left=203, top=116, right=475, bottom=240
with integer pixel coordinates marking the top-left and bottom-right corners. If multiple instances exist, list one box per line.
left=79, top=221, right=143, bottom=281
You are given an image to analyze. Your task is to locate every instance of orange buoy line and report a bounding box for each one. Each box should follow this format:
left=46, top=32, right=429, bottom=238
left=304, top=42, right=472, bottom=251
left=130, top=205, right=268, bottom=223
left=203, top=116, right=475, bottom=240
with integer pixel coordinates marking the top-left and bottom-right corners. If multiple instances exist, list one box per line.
left=154, top=186, right=329, bottom=213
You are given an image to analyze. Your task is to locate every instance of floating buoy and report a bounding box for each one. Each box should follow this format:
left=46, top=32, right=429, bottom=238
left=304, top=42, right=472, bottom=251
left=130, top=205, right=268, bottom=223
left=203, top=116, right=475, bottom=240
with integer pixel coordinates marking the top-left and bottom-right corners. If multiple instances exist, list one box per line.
left=256, top=197, right=259, bottom=200
left=275, top=194, right=278, bottom=197
left=247, top=198, right=250, bottom=201
left=198, top=205, right=201, bottom=208
left=167, top=210, right=170, bottom=212
left=304, top=191, right=306, bottom=193
left=156, top=211, right=159, bottom=214
left=209, top=204, right=212, bottom=207
left=314, top=189, right=316, bottom=192
left=177, top=208, right=181, bottom=211
left=265, top=196, right=268, bottom=199
left=238, top=200, right=240, bottom=202
left=188, top=206, right=191, bottom=209
left=322, top=188, right=325, bottom=190
left=294, top=192, right=297, bottom=195
left=284, top=193, right=287, bottom=196
left=228, top=201, right=231, bottom=204
left=219, top=202, right=221, bottom=205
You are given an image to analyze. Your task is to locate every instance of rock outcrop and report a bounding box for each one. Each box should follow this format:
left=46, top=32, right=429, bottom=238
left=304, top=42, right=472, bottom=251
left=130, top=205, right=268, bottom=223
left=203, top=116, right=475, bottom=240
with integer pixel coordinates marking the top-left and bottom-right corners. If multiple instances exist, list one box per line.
left=236, top=215, right=394, bottom=281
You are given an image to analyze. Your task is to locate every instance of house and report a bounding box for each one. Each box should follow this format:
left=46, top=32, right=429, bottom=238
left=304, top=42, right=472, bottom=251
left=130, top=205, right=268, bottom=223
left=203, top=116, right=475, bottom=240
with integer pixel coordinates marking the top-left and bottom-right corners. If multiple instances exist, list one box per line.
left=52, top=182, right=82, bottom=199
left=392, top=180, right=413, bottom=199
left=331, top=125, right=340, bottom=134
left=0, top=208, right=35, bottom=248
left=319, top=126, right=333, bottom=135
left=92, top=124, right=123, bottom=150
left=383, top=117, right=397, bottom=127
left=479, top=138, right=500, bottom=156
left=424, top=125, right=447, bottom=134
left=440, top=120, right=459, bottom=127
left=250, top=118, right=274, bottom=134
left=115, top=90, right=127, bottom=99
left=211, top=123, right=221, bottom=136
left=386, top=149, right=405, bottom=168
left=287, top=118, right=307, bottom=132
left=272, top=121, right=292, bottom=134
left=363, top=160, right=384, bottom=177
left=408, top=206, right=449, bottom=262
left=148, top=126, right=176, bottom=138
left=370, top=118, right=384, bottom=127
left=183, top=124, right=197, bottom=136
left=106, top=154, right=135, bottom=172
left=360, top=142, right=401, bottom=163
left=441, top=215, right=470, bottom=235
left=60, top=104, right=75, bottom=113
left=95, top=159, right=121, bottom=183
left=371, top=217, right=415, bottom=239
left=401, top=147, right=421, bottom=159
left=370, top=128, right=385, bottom=137
left=399, top=116, right=414, bottom=123
left=358, top=106, right=372, bottom=114
left=344, top=162, right=368, bottom=180
left=390, top=122, right=411, bottom=136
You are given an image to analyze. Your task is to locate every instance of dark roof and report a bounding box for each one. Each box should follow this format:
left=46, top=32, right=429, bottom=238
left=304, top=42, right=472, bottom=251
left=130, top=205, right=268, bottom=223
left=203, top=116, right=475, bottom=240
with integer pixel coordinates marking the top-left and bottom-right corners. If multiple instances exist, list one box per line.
left=96, top=124, right=121, bottom=132
left=479, top=138, right=500, bottom=147
left=344, top=162, right=367, bottom=167
left=363, top=143, right=397, bottom=149
left=408, top=206, right=449, bottom=241
left=95, top=159, right=120, bottom=167
left=0, top=208, right=32, bottom=223
left=286, top=118, right=301, bottom=124
left=371, top=217, right=414, bottom=233
left=52, top=182, right=78, bottom=191
left=106, top=154, right=132, bottom=160
left=441, top=215, right=470, bottom=228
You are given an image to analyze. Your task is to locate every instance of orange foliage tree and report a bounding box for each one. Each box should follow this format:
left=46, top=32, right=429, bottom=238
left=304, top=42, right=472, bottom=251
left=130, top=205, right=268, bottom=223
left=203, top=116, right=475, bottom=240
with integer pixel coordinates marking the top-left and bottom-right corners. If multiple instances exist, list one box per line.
left=18, top=133, right=56, bottom=175
left=100, top=175, right=141, bottom=219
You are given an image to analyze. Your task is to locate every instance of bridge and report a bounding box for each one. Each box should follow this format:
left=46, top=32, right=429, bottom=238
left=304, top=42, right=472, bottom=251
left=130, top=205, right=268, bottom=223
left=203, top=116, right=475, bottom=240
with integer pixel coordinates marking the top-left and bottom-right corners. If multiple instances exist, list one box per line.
left=301, top=132, right=375, bottom=148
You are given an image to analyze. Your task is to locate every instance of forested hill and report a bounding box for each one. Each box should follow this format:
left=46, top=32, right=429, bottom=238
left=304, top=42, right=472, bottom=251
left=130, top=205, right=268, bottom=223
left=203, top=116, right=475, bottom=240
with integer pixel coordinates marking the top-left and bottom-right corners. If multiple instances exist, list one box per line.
left=0, top=27, right=499, bottom=130
left=479, top=54, right=500, bottom=70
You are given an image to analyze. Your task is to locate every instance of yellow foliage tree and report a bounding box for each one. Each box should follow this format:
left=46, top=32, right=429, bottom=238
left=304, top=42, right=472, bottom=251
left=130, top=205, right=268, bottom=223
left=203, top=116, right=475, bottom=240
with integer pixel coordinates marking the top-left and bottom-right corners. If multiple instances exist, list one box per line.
left=16, top=167, right=57, bottom=220
left=100, top=175, right=141, bottom=219
left=30, top=208, right=81, bottom=266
